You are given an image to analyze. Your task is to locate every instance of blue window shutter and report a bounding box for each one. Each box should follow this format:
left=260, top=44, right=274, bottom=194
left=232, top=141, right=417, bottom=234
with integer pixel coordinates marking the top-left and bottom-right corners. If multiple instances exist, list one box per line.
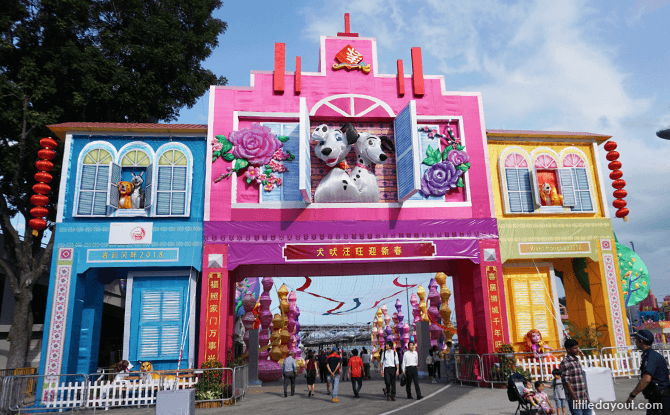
left=394, top=101, right=421, bottom=202
left=172, top=166, right=187, bottom=215
left=138, top=289, right=183, bottom=360
left=558, top=168, right=576, bottom=207
left=77, top=192, right=93, bottom=216
left=144, top=164, right=153, bottom=209
left=298, top=97, right=312, bottom=203
left=281, top=124, right=301, bottom=202
left=518, top=169, right=535, bottom=212
left=92, top=165, right=110, bottom=216
left=156, top=166, right=172, bottom=215
left=108, top=163, right=121, bottom=212
left=261, top=123, right=283, bottom=202
left=139, top=326, right=160, bottom=359
left=80, top=165, right=96, bottom=190
left=505, top=168, right=534, bottom=213
left=410, top=125, right=443, bottom=201
left=572, top=168, right=593, bottom=211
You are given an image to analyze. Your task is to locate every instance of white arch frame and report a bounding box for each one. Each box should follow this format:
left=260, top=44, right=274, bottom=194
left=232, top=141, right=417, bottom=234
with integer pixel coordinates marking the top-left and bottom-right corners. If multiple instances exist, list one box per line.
left=73, top=141, right=118, bottom=217
left=310, top=94, right=395, bottom=118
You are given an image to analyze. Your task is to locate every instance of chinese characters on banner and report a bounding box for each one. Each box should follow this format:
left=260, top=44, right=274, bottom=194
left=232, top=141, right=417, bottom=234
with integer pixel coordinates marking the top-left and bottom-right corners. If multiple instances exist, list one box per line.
left=283, top=242, right=435, bottom=261
left=486, top=266, right=505, bottom=350
left=204, top=272, right=222, bottom=361
left=86, top=248, right=179, bottom=263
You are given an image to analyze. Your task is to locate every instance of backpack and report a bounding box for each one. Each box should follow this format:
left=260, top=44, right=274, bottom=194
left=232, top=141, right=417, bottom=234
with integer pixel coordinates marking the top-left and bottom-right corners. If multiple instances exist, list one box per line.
left=306, top=359, right=316, bottom=371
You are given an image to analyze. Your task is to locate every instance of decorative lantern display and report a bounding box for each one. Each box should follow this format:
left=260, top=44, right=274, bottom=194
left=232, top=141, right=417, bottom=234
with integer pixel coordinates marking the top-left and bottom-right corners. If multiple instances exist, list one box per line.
left=241, top=293, right=256, bottom=352
left=605, top=141, right=628, bottom=221
left=435, top=272, right=456, bottom=342
left=428, top=279, right=441, bottom=347
left=28, top=137, right=58, bottom=235
left=259, top=277, right=273, bottom=360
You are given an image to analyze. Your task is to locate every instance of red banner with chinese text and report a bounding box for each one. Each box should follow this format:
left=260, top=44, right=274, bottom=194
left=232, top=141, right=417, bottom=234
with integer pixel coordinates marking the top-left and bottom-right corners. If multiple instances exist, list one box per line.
left=204, top=272, right=222, bottom=361
left=283, top=242, right=435, bottom=261
left=486, top=266, right=506, bottom=351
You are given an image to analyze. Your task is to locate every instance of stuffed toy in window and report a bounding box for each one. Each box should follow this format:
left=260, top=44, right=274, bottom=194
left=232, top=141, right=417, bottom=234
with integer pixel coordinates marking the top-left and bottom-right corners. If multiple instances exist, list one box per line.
left=118, top=181, right=134, bottom=209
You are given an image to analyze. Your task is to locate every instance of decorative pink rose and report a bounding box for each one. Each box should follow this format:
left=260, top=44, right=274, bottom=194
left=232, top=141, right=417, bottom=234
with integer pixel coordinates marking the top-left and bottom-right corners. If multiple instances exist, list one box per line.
left=212, top=142, right=223, bottom=152
left=446, top=149, right=469, bottom=165
left=230, top=123, right=282, bottom=166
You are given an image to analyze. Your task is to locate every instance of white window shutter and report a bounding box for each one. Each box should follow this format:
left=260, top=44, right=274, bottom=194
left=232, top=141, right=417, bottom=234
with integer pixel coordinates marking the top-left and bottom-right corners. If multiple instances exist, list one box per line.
left=298, top=97, right=312, bottom=203
left=281, top=124, right=301, bottom=202
left=573, top=168, right=593, bottom=211
left=557, top=168, right=577, bottom=207
left=530, top=168, right=541, bottom=208
left=394, top=100, right=421, bottom=202
left=139, top=326, right=160, bottom=359
left=108, top=163, right=122, bottom=212
left=144, top=163, right=153, bottom=210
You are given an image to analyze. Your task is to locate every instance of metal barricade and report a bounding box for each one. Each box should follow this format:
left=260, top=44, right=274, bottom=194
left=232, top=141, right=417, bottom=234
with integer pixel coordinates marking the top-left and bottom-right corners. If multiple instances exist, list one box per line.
left=85, top=371, right=164, bottom=408
left=161, top=367, right=235, bottom=407
left=599, top=346, right=641, bottom=378
left=232, top=365, right=248, bottom=399
left=2, top=373, right=87, bottom=413
left=454, top=354, right=482, bottom=385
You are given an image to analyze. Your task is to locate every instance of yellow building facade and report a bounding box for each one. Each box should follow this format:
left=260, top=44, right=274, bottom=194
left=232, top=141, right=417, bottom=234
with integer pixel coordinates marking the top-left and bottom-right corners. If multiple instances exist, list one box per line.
left=487, top=130, right=630, bottom=352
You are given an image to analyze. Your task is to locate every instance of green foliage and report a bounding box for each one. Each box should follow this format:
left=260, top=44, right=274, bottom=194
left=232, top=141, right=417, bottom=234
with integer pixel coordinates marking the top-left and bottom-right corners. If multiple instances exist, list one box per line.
left=564, top=323, right=607, bottom=355
left=277, top=135, right=290, bottom=143
left=422, top=145, right=442, bottom=166
left=489, top=343, right=532, bottom=382
left=195, top=358, right=231, bottom=401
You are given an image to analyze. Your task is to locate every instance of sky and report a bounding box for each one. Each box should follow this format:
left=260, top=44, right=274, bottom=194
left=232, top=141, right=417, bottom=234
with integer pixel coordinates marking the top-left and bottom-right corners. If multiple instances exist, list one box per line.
left=177, top=0, right=670, bottom=324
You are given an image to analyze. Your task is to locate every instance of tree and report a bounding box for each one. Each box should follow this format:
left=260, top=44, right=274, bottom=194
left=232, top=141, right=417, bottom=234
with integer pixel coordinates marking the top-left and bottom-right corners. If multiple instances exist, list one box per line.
left=0, top=0, right=227, bottom=368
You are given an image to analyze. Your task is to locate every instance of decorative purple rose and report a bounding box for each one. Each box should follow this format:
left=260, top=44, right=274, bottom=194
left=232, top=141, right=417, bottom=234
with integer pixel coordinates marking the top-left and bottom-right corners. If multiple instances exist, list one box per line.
left=230, top=123, right=282, bottom=166
left=447, top=149, right=469, bottom=165
left=421, top=160, right=462, bottom=196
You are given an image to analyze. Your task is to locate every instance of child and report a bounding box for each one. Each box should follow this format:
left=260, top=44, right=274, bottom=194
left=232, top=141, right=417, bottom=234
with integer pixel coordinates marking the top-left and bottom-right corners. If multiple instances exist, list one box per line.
left=534, top=381, right=555, bottom=414
left=551, top=369, right=567, bottom=415
left=522, top=380, right=540, bottom=407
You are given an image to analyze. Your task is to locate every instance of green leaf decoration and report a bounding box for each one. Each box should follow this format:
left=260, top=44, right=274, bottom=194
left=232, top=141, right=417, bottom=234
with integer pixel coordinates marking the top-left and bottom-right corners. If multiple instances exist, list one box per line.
left=216, top=135, right=233, bottom=153
left=422, top=145, right=442, bottom=166
left=457, top=177, right=464, bottom=187
left=456, top=144, right=465, bottom=151
left=212, top=155, right=218, bottom=162
left=213, top=151, right=221, bottom=157
left=233, top=158, right=248, bottom=172
left=457, top=164, right=470, bottom=173
left=278, top=135, right=290, bottom=142
left=222, top=153, right=235, bottom=161
left=264, top=169, right=272, bottom=175
left=246, top=177, right=251, bottom=184
left=442, top=148, right=452, bottom=160
left=215, top=134, right=226, bottom=142
left=465, top=162, right=470, bottom=168
left=262, top=180, right=267, bottom=185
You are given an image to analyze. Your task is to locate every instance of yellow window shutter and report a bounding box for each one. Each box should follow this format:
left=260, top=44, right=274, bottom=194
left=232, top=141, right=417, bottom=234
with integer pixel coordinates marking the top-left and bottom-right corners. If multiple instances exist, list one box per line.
left=511, top=277, right=532, bottom=342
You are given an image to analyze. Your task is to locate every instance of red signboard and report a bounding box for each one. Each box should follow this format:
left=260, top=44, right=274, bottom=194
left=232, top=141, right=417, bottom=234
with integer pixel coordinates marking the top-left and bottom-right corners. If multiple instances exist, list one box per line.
left=204, top=272, right=222, bottom=361
left=486, top=266, right=505, bottom=351
left=283, top=242, right=435, bottom=261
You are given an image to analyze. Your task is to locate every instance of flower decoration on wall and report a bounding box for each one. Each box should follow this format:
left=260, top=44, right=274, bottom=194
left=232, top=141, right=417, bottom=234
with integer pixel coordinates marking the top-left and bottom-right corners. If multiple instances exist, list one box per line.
left=214, top=123, right=295, bottom=192
left=418, top=125, right=471, bottom=197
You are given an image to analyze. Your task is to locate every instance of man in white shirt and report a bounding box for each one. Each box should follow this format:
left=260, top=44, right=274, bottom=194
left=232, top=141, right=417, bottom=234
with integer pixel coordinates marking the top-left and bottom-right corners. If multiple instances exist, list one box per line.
left=380, top=341, right=399, bottom=401
left=401, top=341, right=423, bottom=400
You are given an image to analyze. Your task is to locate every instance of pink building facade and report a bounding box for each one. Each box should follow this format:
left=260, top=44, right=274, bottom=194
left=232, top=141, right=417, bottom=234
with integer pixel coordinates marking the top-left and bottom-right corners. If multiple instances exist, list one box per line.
left=200, top=21, right=507, bottom=362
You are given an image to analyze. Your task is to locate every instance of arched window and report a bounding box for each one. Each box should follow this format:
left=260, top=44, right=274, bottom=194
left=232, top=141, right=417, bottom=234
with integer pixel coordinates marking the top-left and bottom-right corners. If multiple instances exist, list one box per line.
left=560, top=153, right=593, bottom=212
left=154, top=144, right=192, bottom=217
left=75, top=143, right=117, bottom=216
left=503, top=152, right=534, bottom=213
left=116, top=143, right=154, bottom=213
left=534, top=154, right=558, bottom=169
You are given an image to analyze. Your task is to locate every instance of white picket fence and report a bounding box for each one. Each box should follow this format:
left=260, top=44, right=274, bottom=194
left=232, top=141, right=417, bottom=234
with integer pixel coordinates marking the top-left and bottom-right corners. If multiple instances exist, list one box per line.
left=84, top=375, right=199, bottom=408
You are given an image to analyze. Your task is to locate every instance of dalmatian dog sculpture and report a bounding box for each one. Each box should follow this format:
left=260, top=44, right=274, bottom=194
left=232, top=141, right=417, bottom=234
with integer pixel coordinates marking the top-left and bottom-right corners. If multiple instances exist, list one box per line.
left=313, top=124, right=361, bottom=203
left=342, top=123, right=394, bottom=202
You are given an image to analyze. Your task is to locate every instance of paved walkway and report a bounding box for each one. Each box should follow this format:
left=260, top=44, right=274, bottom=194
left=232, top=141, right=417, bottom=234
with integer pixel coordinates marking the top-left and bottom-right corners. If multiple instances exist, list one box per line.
left=48, top=374, right=652, bottom=414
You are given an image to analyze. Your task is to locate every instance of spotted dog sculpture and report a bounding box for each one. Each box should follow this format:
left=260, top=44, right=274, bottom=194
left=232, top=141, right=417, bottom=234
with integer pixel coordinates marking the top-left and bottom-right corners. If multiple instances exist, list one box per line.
left=312, top=124, right=360, bottom=203
left=343, top=123, right=394, bottom=202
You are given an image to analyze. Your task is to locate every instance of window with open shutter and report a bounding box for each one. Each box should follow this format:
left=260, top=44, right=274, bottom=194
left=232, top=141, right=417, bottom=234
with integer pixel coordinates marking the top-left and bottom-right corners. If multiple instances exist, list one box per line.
left=394, top=101, right=421, bottom=202
left=505, top=270, right=557, bottom=345
left=260, top=123, right=300, bottom=203
left=562, top=154, right=594, bottom=212
left=299, top=97, right=312, bottom=203
left=138, top=289, right=184, bottom=360
left=409, top=125, right=445, bottom=201
left=155, top=146, right=191, bottom=217
left=76, top=148, right=113, bottom=216
left=503, top=153, right=535, bottom=213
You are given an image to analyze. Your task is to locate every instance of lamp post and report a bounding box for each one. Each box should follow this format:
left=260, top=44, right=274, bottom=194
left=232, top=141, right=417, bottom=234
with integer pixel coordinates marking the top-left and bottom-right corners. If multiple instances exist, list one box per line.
left=657, top=128, right=670, bottom=140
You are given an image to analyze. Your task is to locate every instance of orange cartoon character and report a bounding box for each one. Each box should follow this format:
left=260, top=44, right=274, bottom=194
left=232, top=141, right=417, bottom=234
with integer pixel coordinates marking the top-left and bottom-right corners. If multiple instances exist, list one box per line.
left=118, top=181, right=134, bottom=209
left=525, top=329, right=555, bottom=359
left=539, top=182, right=563, bottom=206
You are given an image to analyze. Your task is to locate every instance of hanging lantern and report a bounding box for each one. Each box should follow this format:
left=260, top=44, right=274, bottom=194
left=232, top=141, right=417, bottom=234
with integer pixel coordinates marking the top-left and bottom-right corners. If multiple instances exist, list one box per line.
left=28, top=137, right=58, bottom=236
left=604, top=141, right=628, bottom=221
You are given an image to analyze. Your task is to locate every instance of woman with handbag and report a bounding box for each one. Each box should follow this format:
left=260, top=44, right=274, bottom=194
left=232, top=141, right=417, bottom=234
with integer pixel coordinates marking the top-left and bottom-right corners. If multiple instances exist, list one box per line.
left=305, top=351, right=319, bottom=397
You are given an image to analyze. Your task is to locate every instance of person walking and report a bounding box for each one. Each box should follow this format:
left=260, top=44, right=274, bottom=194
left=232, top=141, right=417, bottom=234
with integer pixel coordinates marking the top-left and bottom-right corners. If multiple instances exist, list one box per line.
left=432, top=345, right=442, bottom=380
left=626, top=329, right=670, bottom=414
left=445, top=341, right=456, bottom=382
left=326, top=347, right=342, bottom=403
left=349, top=349, right=364, bottom=397
left=361, top=348, right=371, bottom=379
left=341, top=351, right=350, bottom=381
left=401, top=341, right=423, bottom=400
left=380, top=341, right=400, bottom=401
left=282, top=351, right=297, bottom=397
left=318, top=350, right=328, bottom=383
left=427, top=349, right=435, bottom=383
left=559, top=338, right=593, bottom=415
left=305, top=351, right=319, bottom=398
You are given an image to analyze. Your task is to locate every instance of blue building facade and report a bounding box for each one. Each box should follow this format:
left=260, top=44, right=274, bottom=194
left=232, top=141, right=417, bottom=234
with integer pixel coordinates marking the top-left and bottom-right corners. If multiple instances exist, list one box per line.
left=39, top=123, right=206, bottom=378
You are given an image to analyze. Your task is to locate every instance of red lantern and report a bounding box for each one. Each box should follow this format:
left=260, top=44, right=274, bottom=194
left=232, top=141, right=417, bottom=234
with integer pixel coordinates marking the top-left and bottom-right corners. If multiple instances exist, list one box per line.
left=28, top=218, right=47, bottom=232
left=34, top=171, right=53, bottom=184
left=35, top=159, right=54, bottom=172
left=38, top=149, right=56, bottom=160
left=612, top=179, right=626, bottom=189
left=608, top=161, right=622, bottom=170
left=616, top=208, right=629, bottom=219
left=604, top=141, right=617, bottom=151
left=40, top=137, right=58, bottom=150
left=32, top=183, right=51, bottom=195
left=30, top=206, right=49, bottom=218
left=30, top=194, right=49, bottom=206
left=613, top=189, right=627, bottom=199
left=606, top=151, right=620, bottom=161
left=609, top=170, right=623, bottom=180
left=612, top=199, right=627, bottom=209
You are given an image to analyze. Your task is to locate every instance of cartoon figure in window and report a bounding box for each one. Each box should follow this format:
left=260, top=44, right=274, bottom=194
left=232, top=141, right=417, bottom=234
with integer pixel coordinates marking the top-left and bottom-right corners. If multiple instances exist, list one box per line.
left=118, top=181, right=134, bottom=209
left=539, top=182, right=563, bottom=206
left=130, top=172, right=144, bottom=209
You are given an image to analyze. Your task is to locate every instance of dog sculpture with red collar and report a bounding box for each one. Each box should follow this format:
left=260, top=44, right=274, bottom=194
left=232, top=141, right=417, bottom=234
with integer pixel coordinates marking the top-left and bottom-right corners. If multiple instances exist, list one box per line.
left=312, top=124, right=360, bottom=203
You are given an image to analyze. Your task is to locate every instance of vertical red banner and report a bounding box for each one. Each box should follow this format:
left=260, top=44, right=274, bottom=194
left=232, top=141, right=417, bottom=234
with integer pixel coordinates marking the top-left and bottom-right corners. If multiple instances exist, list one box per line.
left=486, top=266, right=505, bottom=350
left=204, top=272, right=223, bottom=361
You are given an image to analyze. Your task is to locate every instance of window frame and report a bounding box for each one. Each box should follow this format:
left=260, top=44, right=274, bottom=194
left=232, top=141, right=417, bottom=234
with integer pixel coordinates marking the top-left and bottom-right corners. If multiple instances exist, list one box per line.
left=73, top=141, right=118, bottom=218
left=498, top=147, right=534, bottom=214
left=559, top=150, right=597, bottom=213
left=115, top=142, right=155, bottom=217
left=153, top=142, right=193, bottom=217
